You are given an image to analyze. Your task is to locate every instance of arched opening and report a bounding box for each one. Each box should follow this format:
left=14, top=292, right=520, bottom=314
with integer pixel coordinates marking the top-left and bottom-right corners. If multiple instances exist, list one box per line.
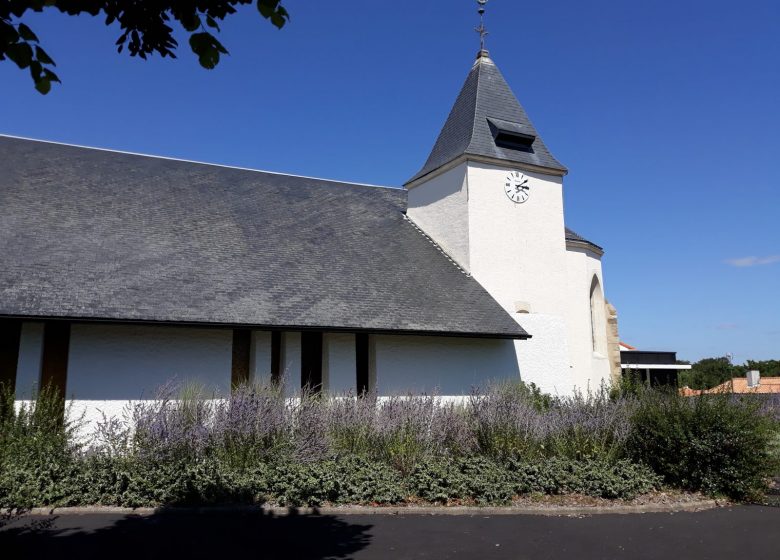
left=590, top=276, right=607, bottom=355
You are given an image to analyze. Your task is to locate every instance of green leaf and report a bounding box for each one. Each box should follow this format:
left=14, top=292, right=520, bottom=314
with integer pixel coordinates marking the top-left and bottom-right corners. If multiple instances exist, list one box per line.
left=6, top=42, right=33, bottom=69
left=181, top=14, right=201, bottom=32
left=189, top=32, right=223, bottom=69
left=17, top=23, right=38, bottom=43
left=43, top=68, right=60, bottom=83
left=35, top=46, right=55, bottom=66
left=205, top=16, right=220, bottom=31
left=34, top=76, right=51, bottom=94
left=257, top=0, right=289, bottom=29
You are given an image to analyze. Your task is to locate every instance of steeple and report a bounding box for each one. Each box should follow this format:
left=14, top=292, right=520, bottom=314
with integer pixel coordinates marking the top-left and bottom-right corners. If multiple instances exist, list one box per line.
left=406, top=52, right=566, bottom=185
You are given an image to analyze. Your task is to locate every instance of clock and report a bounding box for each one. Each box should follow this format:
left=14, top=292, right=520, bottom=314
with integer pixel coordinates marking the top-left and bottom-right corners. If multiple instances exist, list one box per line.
left=505, top=171, right=530, bottom=203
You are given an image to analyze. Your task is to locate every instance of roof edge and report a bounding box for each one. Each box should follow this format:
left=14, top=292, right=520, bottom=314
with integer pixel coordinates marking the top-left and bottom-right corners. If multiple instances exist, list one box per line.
left=0, top=133, right=399, bottom=192
left=0, top=314, right=530, bottom=340
left=405, top=152, right=567, bottom=188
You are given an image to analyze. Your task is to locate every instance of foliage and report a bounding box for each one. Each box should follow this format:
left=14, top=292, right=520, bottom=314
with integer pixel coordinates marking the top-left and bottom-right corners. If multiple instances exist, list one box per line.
left=508, top=458, right=661, bottom=499
left=408, top=456, right=515, bottom=505
left=627, top=391, right=779, bottom=500
left=470, top=382, right=633, bottom=462
left=679, top=356, right=745, bottom=390
left=745, top=360, right=780, bottom=377
left=265, top=457, right=405, bottom=506
left=1, top=1, right=290, bottom=93
left=0, top=385, right=81, bottom=508
left=2, top=379, right=778, bottom=508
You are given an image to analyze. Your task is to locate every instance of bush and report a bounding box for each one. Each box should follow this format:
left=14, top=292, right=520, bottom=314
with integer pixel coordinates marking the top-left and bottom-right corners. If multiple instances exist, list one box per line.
left=627, top=392, right=778, bottom=500
left=508, top=458, right=660, bottom=499
left=408, top=456, right=514, bottom=505
left=470, top=383, right=633, bottom=462
left=0, top=386, right=82, bottom=509
left=2, top=380, right=778, bottom=508
left=267, top=457, right=404, bottom=506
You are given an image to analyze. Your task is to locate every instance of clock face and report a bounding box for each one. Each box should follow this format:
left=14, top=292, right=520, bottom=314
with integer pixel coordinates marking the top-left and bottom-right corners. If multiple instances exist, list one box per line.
left=505, top=171, right=530, bottom=203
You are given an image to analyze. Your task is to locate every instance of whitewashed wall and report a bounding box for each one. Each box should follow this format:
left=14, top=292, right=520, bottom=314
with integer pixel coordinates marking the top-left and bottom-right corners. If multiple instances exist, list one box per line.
left=407, top=162, right=471, bottom=270
left=324, top=333, right=356, bottom=393
left=466, top=161, right=569, bottom=318
left=15, top=323, right=234, bottom=434
left=564, top=247, right=612, bottom=390
left=65, top=324, right=232, bottom=398
left=251, top=330, right=273, bottom=383
left=512, top=314, right=573, bottom=395
left=12, top=322, right=540, bottom=433
left=372, top=334, right=520, bottom=394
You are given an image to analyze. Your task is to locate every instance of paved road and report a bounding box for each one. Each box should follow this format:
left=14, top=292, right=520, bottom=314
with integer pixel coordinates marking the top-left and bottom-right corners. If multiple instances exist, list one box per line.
left=2, top=506, right=778, bottom=559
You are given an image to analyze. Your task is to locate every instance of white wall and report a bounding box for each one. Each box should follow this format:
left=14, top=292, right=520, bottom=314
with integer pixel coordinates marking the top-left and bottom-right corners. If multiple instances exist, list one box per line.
left=466, top=162, right=569, bottom=318
left=14, top=323, right=234, bottom=435
left=407, top=162, right=471, bottom=270
left=372, top=334, right=520, bottom=395
left=324, top=333, right=356, bottom=393
left=66, top=324, right=232, bottom=399
left=512, top=314, right=573, bottom=395
left=564, top=247, right=612, bottom=390
left=280, top=331, right=301, bottom=395
left=251, top=330, right=273, bottom=384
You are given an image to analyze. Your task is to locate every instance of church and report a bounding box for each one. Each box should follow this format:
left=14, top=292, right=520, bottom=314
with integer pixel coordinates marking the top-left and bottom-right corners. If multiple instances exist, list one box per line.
left=0, top=47, right=620, bottom=425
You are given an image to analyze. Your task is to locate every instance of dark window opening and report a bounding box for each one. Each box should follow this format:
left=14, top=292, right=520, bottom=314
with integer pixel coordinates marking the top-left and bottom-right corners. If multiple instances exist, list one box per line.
left=355, top=333, right=369, bottom=396
left=301, top=332, right=323, bottom=392
left=486, top=117, right=536, bottom=153
left=494, top=131, right=535, bottom=152
left=231, top=329, right=251, bottom=387
left=270, top=331, right=282, bottom=384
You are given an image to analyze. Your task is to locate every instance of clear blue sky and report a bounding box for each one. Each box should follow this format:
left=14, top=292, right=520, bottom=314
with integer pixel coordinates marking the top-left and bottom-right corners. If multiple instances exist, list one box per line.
left=1, top=1, right=778, bottom=363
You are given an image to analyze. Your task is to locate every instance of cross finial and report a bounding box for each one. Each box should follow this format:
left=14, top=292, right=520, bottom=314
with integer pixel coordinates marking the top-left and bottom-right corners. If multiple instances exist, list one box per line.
left=475, top=0, right=489, bottom=53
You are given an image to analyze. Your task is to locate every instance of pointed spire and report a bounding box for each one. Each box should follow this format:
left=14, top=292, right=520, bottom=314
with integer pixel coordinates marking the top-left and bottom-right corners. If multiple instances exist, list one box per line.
left=406, top=53, right=566, bottom=185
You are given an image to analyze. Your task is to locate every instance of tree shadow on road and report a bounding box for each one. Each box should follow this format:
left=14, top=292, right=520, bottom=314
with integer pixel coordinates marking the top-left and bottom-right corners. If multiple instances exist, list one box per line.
left=0, top=509, right=372, bottom=559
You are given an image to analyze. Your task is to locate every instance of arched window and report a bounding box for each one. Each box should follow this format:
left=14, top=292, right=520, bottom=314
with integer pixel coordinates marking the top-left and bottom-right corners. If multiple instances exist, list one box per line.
left=590, top=276, right=607, bottom=355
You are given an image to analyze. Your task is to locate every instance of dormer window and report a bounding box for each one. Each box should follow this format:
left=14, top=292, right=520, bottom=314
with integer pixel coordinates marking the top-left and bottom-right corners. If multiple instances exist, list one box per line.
left=487, top=117, right=535, bottom=152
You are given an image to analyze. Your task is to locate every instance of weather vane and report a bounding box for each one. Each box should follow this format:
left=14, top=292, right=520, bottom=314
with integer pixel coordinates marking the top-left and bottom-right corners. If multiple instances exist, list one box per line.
left=475, top=0, right=489, bottom=52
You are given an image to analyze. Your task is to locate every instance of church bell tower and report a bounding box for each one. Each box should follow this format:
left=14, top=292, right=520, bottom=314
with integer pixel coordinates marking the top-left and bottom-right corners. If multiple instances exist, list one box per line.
left=403, top=3, right=586, bottom=391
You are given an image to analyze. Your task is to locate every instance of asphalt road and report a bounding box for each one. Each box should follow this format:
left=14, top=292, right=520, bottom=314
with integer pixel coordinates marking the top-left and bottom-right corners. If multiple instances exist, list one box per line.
left=2, top=506, right=778, bottom=559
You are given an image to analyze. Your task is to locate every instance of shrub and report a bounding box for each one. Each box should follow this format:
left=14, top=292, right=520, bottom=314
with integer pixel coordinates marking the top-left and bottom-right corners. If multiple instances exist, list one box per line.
left=0, top=386, right=82, bottom=509
left=2, top=379, right=778, bottom=508
left=266, top=457, right=404, bottom=506
left=627, top=392, right=778, bottom=500
left=469, top=383, right=633, bottom=462
left=508, top=458, right=660, bottom=499
left=408, top=456, right=514, bottom=505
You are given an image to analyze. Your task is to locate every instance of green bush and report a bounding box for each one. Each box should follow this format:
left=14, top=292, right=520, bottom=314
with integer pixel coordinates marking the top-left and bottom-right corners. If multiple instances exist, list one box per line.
left=0, top=386, right=82, bottom=508
left=508, top=458, right=660, bottom=499
left=627, top=392, right=778, bottom=500
left=2, top=382, right=778, bottom=508
left=409, top=456, right=514, bottom=505
left=267, top=456, right=404, bottom=506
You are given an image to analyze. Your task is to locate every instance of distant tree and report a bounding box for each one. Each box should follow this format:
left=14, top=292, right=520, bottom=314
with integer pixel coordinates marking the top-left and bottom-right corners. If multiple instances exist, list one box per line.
left=1, top=1, right=289, bottom=94
left=679, top=356, right=746, bottom=390
left=744, top=360, right=780, bottom=377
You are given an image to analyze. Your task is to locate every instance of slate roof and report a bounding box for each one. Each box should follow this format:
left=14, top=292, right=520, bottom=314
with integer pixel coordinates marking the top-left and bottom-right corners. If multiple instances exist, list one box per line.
left=407, top=51, right=567, bottom=184
left=0, top=135, right=528, bottom=339
left=564, top=228, right=603, bottom=252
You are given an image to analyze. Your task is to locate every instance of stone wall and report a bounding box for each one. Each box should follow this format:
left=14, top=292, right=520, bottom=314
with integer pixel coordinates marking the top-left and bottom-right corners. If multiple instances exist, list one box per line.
left=605, top=301, right=622, bottom=385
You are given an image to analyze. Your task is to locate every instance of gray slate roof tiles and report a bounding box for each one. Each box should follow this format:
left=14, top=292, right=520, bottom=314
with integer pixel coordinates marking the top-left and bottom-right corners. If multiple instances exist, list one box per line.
left=0, top=136, right=528, bottom=338
left=564, top=227, right=603, bottom=252
left=407, top=52, right=567, bottom=184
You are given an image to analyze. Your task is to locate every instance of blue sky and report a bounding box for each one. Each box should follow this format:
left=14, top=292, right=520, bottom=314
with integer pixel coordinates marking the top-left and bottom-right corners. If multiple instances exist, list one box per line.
left=1, top=1, right=778, bottom=363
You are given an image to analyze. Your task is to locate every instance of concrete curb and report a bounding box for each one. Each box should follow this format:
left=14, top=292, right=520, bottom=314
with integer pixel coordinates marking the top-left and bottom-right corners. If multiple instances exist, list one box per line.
left=4, top=500, right=721, bottom=517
